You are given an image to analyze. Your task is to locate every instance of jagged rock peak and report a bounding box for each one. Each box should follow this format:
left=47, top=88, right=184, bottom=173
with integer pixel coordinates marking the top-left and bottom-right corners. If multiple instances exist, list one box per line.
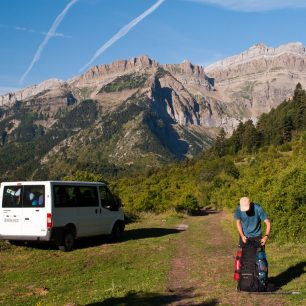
left=81, top=55, right=159, bottom=80
left=246, top=42, right=305, bottom=57
left=163, top=59, right=206, bottom=78
left=205, top=42, right=306, bottom=71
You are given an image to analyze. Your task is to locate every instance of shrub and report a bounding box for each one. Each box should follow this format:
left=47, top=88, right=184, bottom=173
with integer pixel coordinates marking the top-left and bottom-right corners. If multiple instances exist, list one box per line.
left=175, top=194, right=202, bottom=215
left=279, top=142, right=292, bottom=152
left=63, top=170, right=107, bottom=184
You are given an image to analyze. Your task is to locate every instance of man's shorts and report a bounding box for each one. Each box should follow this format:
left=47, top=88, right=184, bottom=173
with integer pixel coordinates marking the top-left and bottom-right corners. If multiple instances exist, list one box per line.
left=238, top=235, right=264, bottom=250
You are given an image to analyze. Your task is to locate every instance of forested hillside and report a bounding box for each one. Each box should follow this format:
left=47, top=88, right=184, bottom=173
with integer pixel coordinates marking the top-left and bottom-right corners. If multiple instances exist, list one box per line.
left=212, top=83, right=306, bottom=156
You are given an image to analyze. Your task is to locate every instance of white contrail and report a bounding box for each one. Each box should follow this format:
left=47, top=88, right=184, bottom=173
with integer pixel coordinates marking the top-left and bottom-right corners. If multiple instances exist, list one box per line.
left=19, top=0, right=78, bottom=85
left=79, top=0, right=166, bottom=72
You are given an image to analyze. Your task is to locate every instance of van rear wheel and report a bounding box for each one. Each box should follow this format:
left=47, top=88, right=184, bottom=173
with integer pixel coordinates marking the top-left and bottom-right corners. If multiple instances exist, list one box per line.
left=59, top=230, right=75, bottom=252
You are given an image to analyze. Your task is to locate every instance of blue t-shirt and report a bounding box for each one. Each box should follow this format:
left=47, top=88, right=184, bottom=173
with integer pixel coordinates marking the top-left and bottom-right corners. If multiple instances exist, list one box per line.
left=234, top=203, right=268, bottom=237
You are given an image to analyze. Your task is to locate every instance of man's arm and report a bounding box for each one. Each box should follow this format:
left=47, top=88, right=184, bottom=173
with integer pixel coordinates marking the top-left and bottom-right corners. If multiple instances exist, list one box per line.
left=260, top=219, right=271, bottom=246
left=236, top=219, right=247, bottom=243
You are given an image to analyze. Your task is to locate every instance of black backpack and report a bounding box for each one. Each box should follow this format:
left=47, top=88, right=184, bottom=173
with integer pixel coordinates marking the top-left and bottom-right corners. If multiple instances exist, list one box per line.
left=237, top=240, right=268, bottom=292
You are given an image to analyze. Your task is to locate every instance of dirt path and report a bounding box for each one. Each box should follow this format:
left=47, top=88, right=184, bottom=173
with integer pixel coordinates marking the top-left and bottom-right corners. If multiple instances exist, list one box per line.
left=167, top=211, right=286, bottom=306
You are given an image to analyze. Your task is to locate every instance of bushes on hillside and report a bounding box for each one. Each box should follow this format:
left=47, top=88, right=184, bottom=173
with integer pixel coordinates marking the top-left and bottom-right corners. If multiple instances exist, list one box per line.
left=175, top=193, right=202, bottom=215
left=208, top=136, right=306, bottom=243
left=115, top=133, right=305, bottom=243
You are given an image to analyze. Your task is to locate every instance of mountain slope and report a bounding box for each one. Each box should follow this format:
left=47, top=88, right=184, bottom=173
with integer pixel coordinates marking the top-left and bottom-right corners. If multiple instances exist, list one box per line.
left=206, top=42, right=306, bottom=118
left=1, top=43, right=306, bottom=180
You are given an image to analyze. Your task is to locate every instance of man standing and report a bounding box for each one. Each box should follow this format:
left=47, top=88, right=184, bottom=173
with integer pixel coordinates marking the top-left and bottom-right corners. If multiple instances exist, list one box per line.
left=234, top=197, right=271, bottom=246
left=234, top=197, right=271, bottom=292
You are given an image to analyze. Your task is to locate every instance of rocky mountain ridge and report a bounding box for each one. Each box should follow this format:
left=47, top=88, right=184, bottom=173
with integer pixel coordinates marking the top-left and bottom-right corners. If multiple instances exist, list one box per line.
left=205, top=42, right=306, bottom=118
left=206, top=42, right=306, bottom=73
left=1, top=42, right=306, bottom=179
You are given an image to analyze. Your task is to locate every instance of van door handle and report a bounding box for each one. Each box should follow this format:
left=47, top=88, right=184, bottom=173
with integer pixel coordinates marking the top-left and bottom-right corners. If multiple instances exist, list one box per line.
left=25, top=218, right=29, bottom=220
left=95, top=209, right=98, bottom=214
left=35, top=209, right=40, bottom=212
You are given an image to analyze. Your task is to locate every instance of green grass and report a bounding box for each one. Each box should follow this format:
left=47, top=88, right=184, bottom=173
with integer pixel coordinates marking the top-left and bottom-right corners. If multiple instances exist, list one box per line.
left=0, top=213, right=183, bottom=306
left=1, top=211, right=305, bottom=305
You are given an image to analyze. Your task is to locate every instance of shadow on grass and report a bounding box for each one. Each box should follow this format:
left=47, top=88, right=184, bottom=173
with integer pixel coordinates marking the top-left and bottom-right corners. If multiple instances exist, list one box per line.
left=121, top=227, right=181, bottom=241
left=86, top=289, right=219, bottom=306
left=75, top=227, right=182, bottom=249
left=76, top=227, right=181, bottom=249
left=13, top=227, right=181, bottom=251
left=191, top=209, right=221, bottom=216
left=202, top=209, right=220, bottom=216
left=269, top=261, right=306, bottom=289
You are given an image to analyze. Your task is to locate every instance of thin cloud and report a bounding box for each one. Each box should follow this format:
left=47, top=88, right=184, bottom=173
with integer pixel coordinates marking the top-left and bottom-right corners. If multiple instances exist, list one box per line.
left=187, top=0, right=306, bottom=12
left=15, top=26, right=71, bottom=38
left=79, top=0, right=166, bottom=72
left=19, top=0, right=78, bottom=85
left=0, top=24, right=71, bottom=38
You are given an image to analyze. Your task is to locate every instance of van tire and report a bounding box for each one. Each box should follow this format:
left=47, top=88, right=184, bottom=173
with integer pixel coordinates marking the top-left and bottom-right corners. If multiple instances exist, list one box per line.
left=59, top=230, right=75, bottom=252
left=110, top=221, right=124, bottom=241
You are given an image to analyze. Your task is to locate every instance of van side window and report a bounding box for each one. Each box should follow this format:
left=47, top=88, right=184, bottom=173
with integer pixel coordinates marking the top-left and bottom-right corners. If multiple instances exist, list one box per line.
left=99, top=186, right=116, bottom=210
left=2, top=186, right=22, bottom=208
left=23, top=186, right=45, bottom=208
left=78, top=187, right=99, bottom=207
left=53, top=185, right=99, bottom=207
left=54, top=186, right=77, bottom=207
left=2, top=185, right=45, bottom=208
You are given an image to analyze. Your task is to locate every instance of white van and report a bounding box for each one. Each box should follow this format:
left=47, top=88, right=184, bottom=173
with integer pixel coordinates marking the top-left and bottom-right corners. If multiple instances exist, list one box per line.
left=0, top=181, right=125, bottom=251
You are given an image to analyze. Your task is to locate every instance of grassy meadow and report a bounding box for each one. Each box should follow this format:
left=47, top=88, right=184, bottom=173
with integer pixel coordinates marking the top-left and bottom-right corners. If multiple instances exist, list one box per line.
left=0, top=213, right=182, bottom=306
left=0, top=211, right=305, bottom=306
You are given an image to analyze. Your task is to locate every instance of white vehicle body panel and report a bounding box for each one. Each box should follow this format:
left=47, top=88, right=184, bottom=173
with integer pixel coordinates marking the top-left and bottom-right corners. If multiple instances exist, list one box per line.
left=0, top=181, right=124, bottom=244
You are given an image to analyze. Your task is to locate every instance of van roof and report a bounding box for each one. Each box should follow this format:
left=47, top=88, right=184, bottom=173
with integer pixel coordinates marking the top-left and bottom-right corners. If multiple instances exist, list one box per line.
left=1, top=181, right=107, bottom=186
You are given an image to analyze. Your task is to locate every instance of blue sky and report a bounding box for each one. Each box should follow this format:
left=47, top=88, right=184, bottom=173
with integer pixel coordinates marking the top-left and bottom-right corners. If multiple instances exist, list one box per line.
left=1, top=0, right=306, bottom=94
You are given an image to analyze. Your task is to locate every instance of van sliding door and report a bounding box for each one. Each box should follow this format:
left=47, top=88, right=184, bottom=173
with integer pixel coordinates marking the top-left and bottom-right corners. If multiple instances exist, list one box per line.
left=77, top=186, right=101, bottom=236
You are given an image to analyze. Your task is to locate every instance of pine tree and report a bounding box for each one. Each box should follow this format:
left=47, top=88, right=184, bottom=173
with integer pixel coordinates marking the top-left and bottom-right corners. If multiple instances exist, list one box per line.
left=229, top=121, right=245, bottom=153
left=241, top=120, right=260, bottom=152
left=280, top=115, right=294, bottom=143
left=214, top=128, right=227, bottom=157
left=292, top=83, right=306, bottom=129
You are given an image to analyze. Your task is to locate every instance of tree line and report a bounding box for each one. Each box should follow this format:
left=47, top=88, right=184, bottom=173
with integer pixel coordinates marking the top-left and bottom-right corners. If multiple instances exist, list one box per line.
left=213, top=83, right=306, bottom=156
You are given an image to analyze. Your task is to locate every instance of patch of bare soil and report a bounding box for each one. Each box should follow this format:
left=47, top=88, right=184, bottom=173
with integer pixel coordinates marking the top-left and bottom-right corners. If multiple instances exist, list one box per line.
left=167, top=211, right=287, bottom=306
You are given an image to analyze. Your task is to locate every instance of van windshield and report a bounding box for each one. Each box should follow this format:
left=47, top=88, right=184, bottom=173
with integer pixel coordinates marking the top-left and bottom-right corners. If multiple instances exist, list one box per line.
left=2, top=185, right=45, bottom=208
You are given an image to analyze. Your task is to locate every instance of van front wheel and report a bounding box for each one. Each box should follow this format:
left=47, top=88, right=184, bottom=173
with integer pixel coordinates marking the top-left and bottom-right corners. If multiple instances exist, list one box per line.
left=110, top=221, right=124, bottom=241
left=59, top=231, right=75, bottom=252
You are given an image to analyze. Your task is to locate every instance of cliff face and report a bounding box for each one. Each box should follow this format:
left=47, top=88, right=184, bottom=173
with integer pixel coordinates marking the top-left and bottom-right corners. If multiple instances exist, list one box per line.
left=1, top=43, right=306, bottom=178
left=205, top=42, right=306, bottom=118
left=206, top=42, right=306, bottom=79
